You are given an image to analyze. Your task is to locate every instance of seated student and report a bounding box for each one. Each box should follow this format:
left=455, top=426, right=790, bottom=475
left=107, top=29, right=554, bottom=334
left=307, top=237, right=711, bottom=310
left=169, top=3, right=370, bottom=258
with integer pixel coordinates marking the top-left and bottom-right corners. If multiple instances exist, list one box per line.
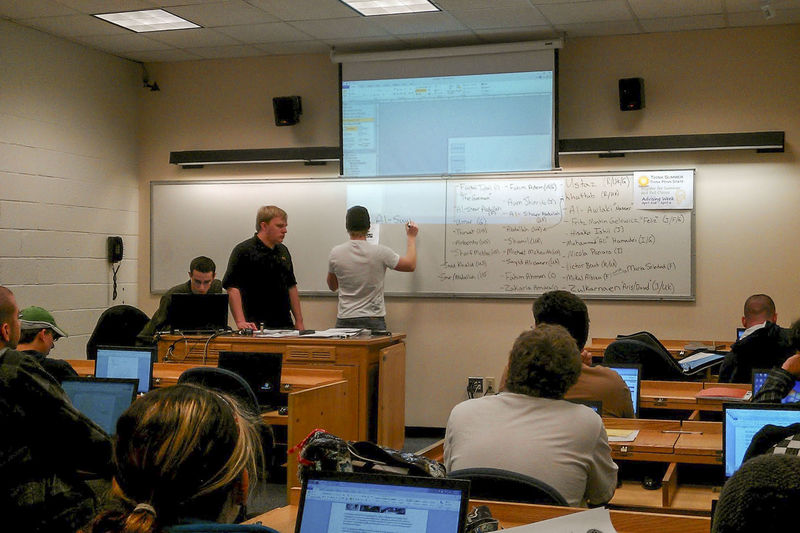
left=83, top=384, right=277, bottom=533
left=445, top=324, right=618, bottom=507
left=17, top=305, right=77, bottom=383
left=137, top=256, right=224, bottom=344
left=0, top=286, right=112, bottom=533
left=712, top=454, right=800, bottom=533
left=501, top=290, right=634, bottom=418
left=719, top=294, right=795, bottom=383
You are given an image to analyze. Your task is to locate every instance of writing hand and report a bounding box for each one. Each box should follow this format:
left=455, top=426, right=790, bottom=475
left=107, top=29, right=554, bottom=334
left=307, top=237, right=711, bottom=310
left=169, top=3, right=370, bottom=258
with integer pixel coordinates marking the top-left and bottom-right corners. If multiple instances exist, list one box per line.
left=406, top=221, right=419, bottom=237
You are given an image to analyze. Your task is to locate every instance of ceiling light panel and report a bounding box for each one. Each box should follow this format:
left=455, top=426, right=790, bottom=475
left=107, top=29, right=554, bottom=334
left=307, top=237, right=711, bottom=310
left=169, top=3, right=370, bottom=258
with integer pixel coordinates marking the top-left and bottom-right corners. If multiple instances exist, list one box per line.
left=93, top=9, right=200, bottom=33
left=341, top=0, right=440, bottom=16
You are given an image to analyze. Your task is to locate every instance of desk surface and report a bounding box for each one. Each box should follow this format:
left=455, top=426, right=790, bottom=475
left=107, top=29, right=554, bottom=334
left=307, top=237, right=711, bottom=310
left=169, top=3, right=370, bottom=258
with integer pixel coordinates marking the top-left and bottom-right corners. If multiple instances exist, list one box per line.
left=246, top=501, right=711, bottom=533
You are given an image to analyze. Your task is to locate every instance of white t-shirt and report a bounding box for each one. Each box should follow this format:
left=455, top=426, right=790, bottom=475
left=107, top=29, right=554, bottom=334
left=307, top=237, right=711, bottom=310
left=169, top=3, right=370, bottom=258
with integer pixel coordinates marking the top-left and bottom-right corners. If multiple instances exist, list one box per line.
left=328, top=240, right=400, bottom=319
left=444, top=392, right=618, bottom=507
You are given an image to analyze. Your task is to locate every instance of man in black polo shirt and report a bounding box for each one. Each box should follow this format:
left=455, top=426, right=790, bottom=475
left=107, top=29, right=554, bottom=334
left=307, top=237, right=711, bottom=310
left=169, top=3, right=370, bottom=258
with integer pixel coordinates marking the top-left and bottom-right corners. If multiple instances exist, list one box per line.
left=222, top=205, right=305, bottom=331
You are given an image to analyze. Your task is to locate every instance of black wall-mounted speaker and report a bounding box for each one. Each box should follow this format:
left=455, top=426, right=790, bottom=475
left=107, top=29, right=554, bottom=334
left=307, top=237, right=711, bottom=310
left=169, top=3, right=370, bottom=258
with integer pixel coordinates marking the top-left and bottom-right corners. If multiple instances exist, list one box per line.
left=273, top=96, right=302, bottom=126
left=619, top=78, right=644, bottom=111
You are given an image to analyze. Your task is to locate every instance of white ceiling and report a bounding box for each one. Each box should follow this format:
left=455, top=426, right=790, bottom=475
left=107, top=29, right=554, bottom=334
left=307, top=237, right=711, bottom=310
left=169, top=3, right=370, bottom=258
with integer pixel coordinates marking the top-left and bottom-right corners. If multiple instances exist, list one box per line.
left=2, top=0, right=799, bottom=63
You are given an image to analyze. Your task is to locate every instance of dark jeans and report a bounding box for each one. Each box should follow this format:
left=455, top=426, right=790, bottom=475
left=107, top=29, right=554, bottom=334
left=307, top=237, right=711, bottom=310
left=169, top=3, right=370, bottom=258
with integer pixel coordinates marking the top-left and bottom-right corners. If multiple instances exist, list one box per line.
left=335, top=316, right=387, bottom=331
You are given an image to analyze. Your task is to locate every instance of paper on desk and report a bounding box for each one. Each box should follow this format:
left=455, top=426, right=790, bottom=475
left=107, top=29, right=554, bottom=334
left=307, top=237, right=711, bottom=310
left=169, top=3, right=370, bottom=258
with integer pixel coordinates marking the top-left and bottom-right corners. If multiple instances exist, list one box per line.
left=606, top=429, right=639, bottom=442
left=301, top=328, right=364, bottom=338
left=253, top=329, right=298, bottom=338
left=501, top=507, right=617, bottom=533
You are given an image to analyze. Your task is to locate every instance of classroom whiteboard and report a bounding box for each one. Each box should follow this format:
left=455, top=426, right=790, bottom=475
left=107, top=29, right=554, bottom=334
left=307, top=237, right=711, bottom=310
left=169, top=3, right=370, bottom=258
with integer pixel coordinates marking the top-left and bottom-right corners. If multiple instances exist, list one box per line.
left=151, top=171, right=694, bottom=300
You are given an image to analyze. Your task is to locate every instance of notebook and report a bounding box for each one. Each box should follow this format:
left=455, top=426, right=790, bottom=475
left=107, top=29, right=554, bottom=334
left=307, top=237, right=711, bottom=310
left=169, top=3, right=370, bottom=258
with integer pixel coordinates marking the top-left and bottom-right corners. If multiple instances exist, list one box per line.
left=295, top=471, right=470, bottom=533
left=168, top=293, right=229, bottom=333
left=217, top=351, right=284, bottom=411
left=752, top=369, right=800, bottom=403
left=94, top=345, right=156, bottom=394
left=603, top=364, right=640, bottom=416
left=723, top=402, right=800, bottom=477
left=61, top=377, right=138, bottom=434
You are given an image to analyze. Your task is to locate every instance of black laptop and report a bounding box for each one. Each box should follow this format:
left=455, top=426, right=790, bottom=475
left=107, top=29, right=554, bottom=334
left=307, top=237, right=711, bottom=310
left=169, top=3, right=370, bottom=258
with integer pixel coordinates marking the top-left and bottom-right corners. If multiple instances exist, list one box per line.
left=169, top=293, right=229, bottom=333
left=217, top=351, right=285, bottom=412
left=295, top=470, right=470, bottom=533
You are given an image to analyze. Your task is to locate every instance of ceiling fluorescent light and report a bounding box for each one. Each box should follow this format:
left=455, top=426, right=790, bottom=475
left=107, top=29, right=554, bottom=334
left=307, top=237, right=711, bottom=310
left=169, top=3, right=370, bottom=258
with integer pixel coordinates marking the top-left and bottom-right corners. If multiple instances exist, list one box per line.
left=340, top=0, right=439, bottom=16
left=93, top=9, right=200, bottom=33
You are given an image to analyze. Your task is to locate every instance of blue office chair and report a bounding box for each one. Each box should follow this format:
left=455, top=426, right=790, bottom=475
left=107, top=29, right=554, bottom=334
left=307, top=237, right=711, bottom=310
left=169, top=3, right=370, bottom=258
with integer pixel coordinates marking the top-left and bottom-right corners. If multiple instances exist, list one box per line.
left=447, top=467, right=568, bottom=506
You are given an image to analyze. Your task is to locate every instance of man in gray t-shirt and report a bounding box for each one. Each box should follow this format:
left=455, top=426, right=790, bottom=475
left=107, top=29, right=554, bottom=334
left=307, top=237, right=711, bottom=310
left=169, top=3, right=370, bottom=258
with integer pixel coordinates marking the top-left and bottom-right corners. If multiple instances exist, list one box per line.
left=327, top=206, right=418, bottom=330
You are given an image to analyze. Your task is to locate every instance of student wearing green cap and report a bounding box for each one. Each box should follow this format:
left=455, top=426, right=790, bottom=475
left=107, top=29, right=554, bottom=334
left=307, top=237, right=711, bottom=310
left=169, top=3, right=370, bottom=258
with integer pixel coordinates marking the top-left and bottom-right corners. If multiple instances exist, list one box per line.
left=18, top=305, right=77, bottom=383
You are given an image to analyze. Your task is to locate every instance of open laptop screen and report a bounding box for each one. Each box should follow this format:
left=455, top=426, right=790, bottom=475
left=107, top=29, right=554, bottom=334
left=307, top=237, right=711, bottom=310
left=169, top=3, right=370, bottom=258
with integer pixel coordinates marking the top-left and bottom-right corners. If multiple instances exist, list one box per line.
left=168, top=293, right=229, bottom=332
left=296, top=471, right=469, bottom=533
left=752, top=369, right=800, bottom=403
left=604, top=364, right=640, bottom=416
left=95, top=345, right=156, bottom=394
left=723, top=402, right=800, bottom=477
left=61, top=377, right=138, bottom=434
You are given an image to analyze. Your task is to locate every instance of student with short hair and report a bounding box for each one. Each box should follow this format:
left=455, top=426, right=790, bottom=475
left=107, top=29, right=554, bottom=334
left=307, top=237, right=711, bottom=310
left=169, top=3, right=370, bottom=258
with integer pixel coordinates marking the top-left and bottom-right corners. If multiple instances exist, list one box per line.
left=83, top=384, right=276, bottom=533
left=445, top=324, right=618, bottom=507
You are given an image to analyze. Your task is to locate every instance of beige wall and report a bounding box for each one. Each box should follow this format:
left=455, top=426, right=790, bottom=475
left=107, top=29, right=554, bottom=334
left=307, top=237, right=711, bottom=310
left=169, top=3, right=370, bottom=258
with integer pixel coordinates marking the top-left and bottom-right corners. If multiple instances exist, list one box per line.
left=138, top=25, right=800, bottom=427
left=0, top=21, right=140, bottom=359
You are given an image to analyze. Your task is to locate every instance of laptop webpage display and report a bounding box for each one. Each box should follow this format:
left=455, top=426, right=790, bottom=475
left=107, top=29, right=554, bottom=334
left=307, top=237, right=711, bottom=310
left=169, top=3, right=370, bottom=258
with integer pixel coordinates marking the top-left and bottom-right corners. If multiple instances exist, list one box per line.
left=723, top=403, right=800, bottom=477
left=218, top=351, right=284, bottom=410
left=168, top=293, right=229, bottom=333
left=61, top=377, right=138, bottom=434
left=752, top=369, right=800, bottom=403
left=736, top=327, right=746, bottom=340
left=604, top=364, right=640, bottom=416
left=94, top=346, right=156, bottom=394
left=295, top=471, right=469, bottom=533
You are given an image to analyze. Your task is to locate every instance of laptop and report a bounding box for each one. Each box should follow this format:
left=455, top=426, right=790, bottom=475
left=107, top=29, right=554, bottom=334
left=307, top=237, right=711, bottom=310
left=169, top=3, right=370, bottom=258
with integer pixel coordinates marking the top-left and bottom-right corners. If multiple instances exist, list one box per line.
left=568, top=399, right=603, bottom=416
left=168, top=293, right=229, bottom=333
left=295, top=471, right=470, bottom=533
left=604, top=364, right=641, bottom=416
left=218, top=351, right=284, bottom=411
left=94, top=345, right=156, bottom=394
left=736, top=327, right=746, bottom=341
left=723, top=402, right=800, bottom=477
left=61, top=377, right=138, bottom=434
left=752, top=369, right=800, bottom=403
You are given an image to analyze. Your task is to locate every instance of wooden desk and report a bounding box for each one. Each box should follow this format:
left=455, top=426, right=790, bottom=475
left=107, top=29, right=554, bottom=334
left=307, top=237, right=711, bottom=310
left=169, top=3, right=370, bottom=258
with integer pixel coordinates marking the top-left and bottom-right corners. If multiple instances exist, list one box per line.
left=642, top=380, right=751, bottom=414
left=587, top=338, right=732, bottom=360
left=156, top=333, right=406, bottom=449
left=246, top=499, right=711, bottom=533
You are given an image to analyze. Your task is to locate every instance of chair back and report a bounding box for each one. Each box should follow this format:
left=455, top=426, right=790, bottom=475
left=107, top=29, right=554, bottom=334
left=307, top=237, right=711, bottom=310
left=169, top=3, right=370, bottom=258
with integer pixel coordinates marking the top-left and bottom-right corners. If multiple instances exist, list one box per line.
left=86, top=305, right=150, bottom=360
left=447, top=467, right=568, bottom=506
left=177, top=366, right=260, bottom=414
left=603, top=331, right=689, bottom=381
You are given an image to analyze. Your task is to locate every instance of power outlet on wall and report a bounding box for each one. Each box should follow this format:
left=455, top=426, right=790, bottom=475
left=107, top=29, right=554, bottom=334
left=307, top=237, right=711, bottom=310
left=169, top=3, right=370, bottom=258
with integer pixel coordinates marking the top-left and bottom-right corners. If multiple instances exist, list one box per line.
left=467, top=376, right=484, bottom=396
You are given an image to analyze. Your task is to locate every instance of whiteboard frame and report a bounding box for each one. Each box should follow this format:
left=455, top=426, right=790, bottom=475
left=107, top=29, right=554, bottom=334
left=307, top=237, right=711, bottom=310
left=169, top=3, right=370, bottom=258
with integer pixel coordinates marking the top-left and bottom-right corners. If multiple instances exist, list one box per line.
left=150, top=169, right=696, bottom=301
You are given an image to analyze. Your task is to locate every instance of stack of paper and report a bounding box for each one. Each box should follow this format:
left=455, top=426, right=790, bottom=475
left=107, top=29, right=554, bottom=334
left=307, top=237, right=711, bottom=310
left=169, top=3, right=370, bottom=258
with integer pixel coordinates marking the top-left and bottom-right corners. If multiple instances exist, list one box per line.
left=606, top=429, right=639, bottom=442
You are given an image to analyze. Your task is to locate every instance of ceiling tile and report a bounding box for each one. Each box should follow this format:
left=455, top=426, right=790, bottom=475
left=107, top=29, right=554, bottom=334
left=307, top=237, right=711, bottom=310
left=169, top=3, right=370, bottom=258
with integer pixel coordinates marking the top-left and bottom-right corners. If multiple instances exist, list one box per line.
left=215, top=22, right=316, bottom=43
left=290, top=17, right=392, bottom=40
left=538, top=0, right=634, bottom=24
left=56, top=0, right=156, bottom=14
left=75, top=32, right=173, bottom=52
left=556, top=19, right=641, bottom=37
left=0, top=0, right=77, bottom=18
left=434, top=0, right=533, bottom=8
left=451, top=7, right=549, bottom=29
left=396, top=30, right=482, bottom=46
left=125, top=48, right=203, bottom=62
left=146, top=27, right=240, bottom=46
left=728, top=6, right=800, bottom=25
left=168, top=1, right=279, bottom=27
left=629, top=0, right=723, bottom=19
left=255, top=40, right=332, bottom=54
left=187, top=44, right=266, bottom=58
left=23, top=14, right=131, bottom=37
left=371, top=11, right=467, bottom=34
left=247, top=0, right=360, bottom=21
left=475, top=27, right=560, bottom=42
left=324, top=34, right=407, bottom=51
left=640, top=14, right=726, bottom=33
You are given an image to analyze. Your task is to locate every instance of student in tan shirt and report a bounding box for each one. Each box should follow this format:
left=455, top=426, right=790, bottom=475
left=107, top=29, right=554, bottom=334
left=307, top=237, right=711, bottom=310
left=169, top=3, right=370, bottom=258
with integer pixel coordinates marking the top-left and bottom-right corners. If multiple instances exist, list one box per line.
left=500, top=290, right=634, bottom=418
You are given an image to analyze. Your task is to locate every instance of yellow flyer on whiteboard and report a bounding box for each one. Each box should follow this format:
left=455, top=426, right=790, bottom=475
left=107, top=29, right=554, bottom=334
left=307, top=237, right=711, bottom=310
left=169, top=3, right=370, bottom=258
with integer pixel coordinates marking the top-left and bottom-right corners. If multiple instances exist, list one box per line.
left=633, top=170, right=694, bottom=209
